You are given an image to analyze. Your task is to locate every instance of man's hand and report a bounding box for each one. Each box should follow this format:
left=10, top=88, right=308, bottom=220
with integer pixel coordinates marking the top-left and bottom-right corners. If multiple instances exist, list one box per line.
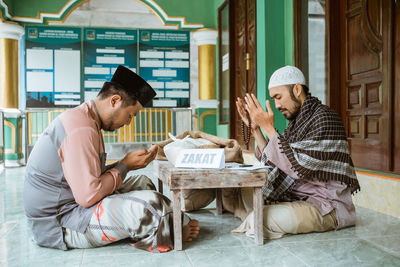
left=244, top=94, right=276, bottom=139
left=236, top=97, right=259, bottom=130
left=121, top=144, right=159, bottom=170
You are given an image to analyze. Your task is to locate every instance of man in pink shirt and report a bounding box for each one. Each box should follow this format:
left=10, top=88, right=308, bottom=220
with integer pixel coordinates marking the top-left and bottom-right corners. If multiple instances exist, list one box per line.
left=24, top=65, right=199, bottom=252
left=233, top=66, right=360, bottom=239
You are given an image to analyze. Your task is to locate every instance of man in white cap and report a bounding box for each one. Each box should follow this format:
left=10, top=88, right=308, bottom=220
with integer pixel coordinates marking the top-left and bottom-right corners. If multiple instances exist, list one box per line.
left=233, top=66, right=360, bottom=239
left=24, top=65, right=199, bottom=252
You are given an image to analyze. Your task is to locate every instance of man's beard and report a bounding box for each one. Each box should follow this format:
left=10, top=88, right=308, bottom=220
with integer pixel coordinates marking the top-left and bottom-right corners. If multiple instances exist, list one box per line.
left=284, top=106, right=300, bottom=120
left=286, top=89, right=302, bottom=120
left=280, top=96, right=302, bottom=120
left=102, top=122, right=114, bottom=131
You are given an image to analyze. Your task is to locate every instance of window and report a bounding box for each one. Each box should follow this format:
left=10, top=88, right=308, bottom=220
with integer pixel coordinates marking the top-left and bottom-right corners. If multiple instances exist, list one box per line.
left=295, top=0, right=327, bottom=104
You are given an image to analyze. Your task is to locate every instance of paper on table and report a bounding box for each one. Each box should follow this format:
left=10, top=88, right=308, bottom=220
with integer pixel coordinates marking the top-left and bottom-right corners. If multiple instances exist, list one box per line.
left=224, top=162, right=273, bottom=170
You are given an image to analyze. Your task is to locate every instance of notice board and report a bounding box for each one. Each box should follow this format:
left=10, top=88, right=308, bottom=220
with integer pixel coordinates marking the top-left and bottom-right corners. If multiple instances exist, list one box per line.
left=25, top=26, right=82, bottom=108
left=24, top=26, right=191, bottom=108
left=139, top=30, right=190, bottom=108
left=83, top=28, right=138, bottom=102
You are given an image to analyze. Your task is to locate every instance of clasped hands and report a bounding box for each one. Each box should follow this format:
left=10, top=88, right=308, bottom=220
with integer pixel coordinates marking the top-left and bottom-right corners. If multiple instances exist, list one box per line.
left=236, top=93, right=277, bottom=139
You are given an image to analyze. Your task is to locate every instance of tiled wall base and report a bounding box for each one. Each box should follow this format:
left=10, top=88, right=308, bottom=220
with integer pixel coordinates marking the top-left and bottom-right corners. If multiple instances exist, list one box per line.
left=353, top=173, right=400, bottom=219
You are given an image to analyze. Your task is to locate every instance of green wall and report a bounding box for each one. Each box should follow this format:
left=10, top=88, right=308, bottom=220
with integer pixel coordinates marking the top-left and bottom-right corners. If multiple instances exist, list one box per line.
left=261, top=0, right=293, bottom=133
left=155, top=0, right=216, bottom=28
left=1, top=0, right=87, bottom=23
left=1, top=0, right=217, bottom=28
left=197, top=108, right=217, bottom=136
left=6, top=0, right=68, bottom=17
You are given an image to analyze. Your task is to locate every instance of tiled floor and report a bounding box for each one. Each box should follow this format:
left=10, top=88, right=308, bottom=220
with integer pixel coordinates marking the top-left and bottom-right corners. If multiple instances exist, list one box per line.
left=1, top=164, right=400, bottom=267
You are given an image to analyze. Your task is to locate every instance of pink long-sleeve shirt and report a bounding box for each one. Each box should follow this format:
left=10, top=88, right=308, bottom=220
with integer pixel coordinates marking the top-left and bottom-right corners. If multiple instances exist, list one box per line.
left=24, top=101, right=127, bottom=250
left=59, top=101, right=124, bottom=208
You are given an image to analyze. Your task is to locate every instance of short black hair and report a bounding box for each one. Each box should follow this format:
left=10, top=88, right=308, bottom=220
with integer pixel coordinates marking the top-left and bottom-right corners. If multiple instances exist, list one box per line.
left=302, top=85, right=310, bottom=95
left=287, top=84, right=310, bottom=95
left=97, top=82, right=138, bottom=106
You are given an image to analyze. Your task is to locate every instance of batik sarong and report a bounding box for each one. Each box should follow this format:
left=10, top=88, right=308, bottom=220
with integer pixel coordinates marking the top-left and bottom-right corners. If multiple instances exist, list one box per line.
left=64, top=175, right=188, bottom=253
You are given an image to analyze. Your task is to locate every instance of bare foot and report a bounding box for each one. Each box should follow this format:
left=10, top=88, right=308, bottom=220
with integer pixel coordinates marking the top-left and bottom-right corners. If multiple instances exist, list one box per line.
left=182, top=219, right=200, bottom=242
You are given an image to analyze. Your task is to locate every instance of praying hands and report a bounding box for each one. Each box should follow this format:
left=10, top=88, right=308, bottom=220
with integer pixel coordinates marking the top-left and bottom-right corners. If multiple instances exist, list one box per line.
left=235, top=97, right=257, bottom=130
left=244, top=93, right=277, bottom=139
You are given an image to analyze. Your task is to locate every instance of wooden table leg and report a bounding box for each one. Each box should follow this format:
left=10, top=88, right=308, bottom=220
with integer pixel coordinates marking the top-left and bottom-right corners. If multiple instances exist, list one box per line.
left=253, top=187, right=264, bottom=245
left=158, top=179, right=163, bottom=194
left=172, top=190, right=182, bottom=250
left=216, top=188, right=223, bottom=215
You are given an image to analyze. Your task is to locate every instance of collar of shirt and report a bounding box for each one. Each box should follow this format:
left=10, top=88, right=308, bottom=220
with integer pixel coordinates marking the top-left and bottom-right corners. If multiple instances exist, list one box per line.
left=90, top=100, right=103, bottom=130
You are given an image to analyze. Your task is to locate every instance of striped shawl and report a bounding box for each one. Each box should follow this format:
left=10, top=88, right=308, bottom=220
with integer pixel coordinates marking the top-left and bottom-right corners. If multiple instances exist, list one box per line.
left=261, top=95, right=360, bottom=201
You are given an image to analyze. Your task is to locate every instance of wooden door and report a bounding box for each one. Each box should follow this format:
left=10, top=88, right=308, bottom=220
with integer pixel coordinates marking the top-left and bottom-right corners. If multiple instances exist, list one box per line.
left=341, top=0, right=393, bottom=171
left=394, top=1, right=400, bottom=173
left=230, top=0, right=257, bottom=151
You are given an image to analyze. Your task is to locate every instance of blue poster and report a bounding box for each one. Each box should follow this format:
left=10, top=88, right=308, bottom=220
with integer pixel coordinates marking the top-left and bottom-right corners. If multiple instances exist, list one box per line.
left=83, top=28, right=138, bottom=102
left=25, top=26, right=82, bottom=108
left=139, top=30, right=190, bottom=108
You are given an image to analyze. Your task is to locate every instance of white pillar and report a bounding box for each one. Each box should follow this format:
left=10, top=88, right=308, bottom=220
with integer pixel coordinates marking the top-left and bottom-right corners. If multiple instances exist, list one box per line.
left=0, top=21, right=25, bottom=167
left=192, top=29, right=218, bottom=109
left=0, top=21, right=24, bottom=109
left=0, top=21, right=25, bottom=39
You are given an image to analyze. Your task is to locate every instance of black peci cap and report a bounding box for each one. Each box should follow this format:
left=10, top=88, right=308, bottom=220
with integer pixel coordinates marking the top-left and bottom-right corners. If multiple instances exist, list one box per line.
left=111, top=65, right=156, bottom=106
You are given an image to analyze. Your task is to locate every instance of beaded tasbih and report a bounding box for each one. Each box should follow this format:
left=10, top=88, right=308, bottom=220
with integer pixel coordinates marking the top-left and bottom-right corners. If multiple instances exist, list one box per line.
left=241, top=112, right=251, bottom=149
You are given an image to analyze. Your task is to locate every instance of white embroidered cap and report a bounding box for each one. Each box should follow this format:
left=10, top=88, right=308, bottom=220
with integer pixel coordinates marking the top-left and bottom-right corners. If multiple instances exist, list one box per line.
left=268, top=66, right=306, bottom=89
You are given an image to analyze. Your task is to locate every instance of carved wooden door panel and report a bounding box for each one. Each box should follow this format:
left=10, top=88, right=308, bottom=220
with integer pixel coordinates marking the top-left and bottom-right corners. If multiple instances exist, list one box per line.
left=342, top=0, right=393, bottom=171
left=231, top=0, right=257, bottom=151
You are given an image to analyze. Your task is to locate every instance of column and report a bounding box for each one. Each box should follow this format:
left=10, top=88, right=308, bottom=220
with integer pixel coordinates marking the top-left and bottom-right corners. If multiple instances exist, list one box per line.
left=0, top=22, right=25, bottom=166
left=192, top=29, right=218, bottom=135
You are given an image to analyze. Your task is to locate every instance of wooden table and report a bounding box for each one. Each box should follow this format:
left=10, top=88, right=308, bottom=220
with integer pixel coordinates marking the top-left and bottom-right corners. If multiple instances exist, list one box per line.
left=154, top=160, right=268, bottom=250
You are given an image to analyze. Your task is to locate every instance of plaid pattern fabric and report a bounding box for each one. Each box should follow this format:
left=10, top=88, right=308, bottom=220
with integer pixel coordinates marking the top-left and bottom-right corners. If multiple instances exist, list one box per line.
left=261, top=152, right=297, bottom=202
left=261, top=95, right=360, bottom=201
